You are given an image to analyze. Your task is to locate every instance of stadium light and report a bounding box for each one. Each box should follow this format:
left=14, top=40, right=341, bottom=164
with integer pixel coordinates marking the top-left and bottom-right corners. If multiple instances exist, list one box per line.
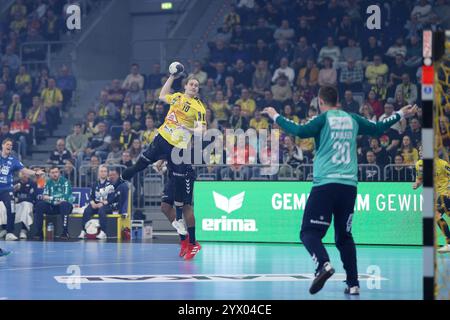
left=161, top=2, right=173, bottom=10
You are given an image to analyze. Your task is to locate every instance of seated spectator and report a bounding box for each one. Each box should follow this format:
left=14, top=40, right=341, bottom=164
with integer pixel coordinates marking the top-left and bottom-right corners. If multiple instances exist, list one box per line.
left=280, top=135, right=303, bottom=177
left=41, top=78, right=63, bottom=129
left=399, top=135, right=419, bottom=165
left=389, top=54, right=410, bottom=86
left=26, top=96, right=47, bottom=141
left=33, top=166, right=73, bottom=240
left=257, top=90, right=282, bottom=111
left=95, top=90, right=117, bottom=126
left=85, top=122, right=111, bottom=161
left=106, top=140, right=122, bottom=165
left=250, top=39, right=273, bottom=65
left=48, top=139, right=72, bottom=166
left=56, top=65, right=77, bottom=110
left=42, top=9, right=61, bottom=41
left=66, top=123, right=89, bottom=167
left=366, top=90, right=383, bottom=119
left=141, top=116, right=158, bottom=148
left=122, top=63, right=145, bottom=90
left=360, top=151, right=380, bottom=181
left=317, top=37, right=341, bottom=67
left=9, top=11, right=27, bottom=36
left=224, top=76, right=240, bottom=104
left=296, top=58, right=319, bottom=88
left=371, top=76, right=389, bottom=103
left=206, top=108, right=219, bottom=130
left=272, top=39, right=293, bottom=66
left=13, top=171, right=37, bottom=239
left=214, top=23, right=232, bottom=44
left=271, top=74, right=293, bottom=103
left=336, top=15, right=357, bottom=48
left=392, top=90, right=408, bottom=111
left=108, top=79, right=126, bottom=107
left=1, top=66, right=14, bottom=93
left=249, top=109, right=269, bottom=131
left=128, top=139, right=142, bottom=164
left=231, top=43, right=251, bottom=65
left=404, top=117, right=422, bottom=148
left=370, top=137, right=390, bottom=168
left=341, top=38, right=362, bottom=62
left=231, top=59, right=252, bottom=90
left=379, top=101, right=406, bottom=134
left=272, top=57, right=295, bottom=85
left=82, top=111, right=99, bottom=139
left=340, top=90, right=360, bottom=114
left=386, top=154, right=414, bottom=181
left=1, top=46, right=20, bottom=74
left=201, top=78, right=217, bottom=103
left=81, top=155, right=101, bottom=187
left=362, top=36, right=384, bottom=62
left=7, top=94, right=22, bottom=122
left=318, top=57, right=337, bottom=87
left=297, top=118, right=315, bottom=161
left=365, top=55, right=389, bottom=88
left=125, top=82, right=145, bottom=106
left=359, top=103, right=376, bottom=122
left=34, top=67, right=50, bottom=93
left=209, top=39, right=231, bottom=66
left=338, top=58, right=363, bottom=93
left=146, top=63, right=165, bottom=91
left=22, top=28, right=46, bottom=61
left=273, top=19, right=295, bottom=42
left=153, top=102, right=167, bottom=128
left=117, top=120, right=139, bottom=151
left=385, top=37, right=407, bottom=62
left=224, top=5, right=240, bottom=28
left=411, top=0, right=433, bottom=23
left=252, top=60, right=271, bottom=97
left=15, top=65, right=32, bottom=92
left=130, top=104, right=145, bottom=132
left=282, top=104, right=300, bottom=123
left=251, top=18, right=272, bottom=44
left=10, top=0, right=27, bottom=18
left=228, top=105, right=248, bottom=131
left=210, top=90, right=230, bottom=125
left=235, top=88, right=256, bottom=119
left=404, top=35, right=422, bottom=68
left=188, top=61, right=208, bottom=87
left=10, top=110, right=30, bottom=158
left=292, top=37, right=316, bottom=70
left=120, top=151, right=133, bottom=168
left=291, top=90, right=310, bottom=119
left=20, top=83, right=33, bottom=110
left=79, top=165, right=115, bottom=240
left=394, top=73, right=418, bottom=104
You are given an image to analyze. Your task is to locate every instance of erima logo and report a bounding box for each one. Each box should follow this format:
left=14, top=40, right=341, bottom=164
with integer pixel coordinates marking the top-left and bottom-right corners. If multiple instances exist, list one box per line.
left=202, top=192, right=257, bottom=232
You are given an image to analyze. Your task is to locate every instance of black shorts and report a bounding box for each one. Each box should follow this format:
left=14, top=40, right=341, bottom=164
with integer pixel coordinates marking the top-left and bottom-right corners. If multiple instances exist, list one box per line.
left=161, top=166, right=195, bottom=206
left=437, top=194, right=450, bottom=216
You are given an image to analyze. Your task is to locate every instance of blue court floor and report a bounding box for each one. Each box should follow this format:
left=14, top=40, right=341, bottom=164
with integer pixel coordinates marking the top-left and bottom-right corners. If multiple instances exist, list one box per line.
left=0, top=241, right=422, bottom=300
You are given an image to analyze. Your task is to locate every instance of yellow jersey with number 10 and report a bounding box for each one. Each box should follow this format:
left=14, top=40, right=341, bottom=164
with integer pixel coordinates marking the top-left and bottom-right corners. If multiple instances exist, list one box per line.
left=158, top=93, right=207, bottom=148
left=416, top=158, right=450, bottom=196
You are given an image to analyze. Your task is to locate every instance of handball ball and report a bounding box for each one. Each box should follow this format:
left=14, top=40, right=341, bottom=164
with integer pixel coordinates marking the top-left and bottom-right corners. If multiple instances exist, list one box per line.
left=169, top=61, right=184, bottom=75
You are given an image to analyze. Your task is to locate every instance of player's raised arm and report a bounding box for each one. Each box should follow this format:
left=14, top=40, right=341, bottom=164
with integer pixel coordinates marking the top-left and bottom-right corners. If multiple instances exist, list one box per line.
left=353, top=104, right=418, bottom=137
left=262, top=107, right=325, bottom=138
left=158, top=75, right=176, bottom=102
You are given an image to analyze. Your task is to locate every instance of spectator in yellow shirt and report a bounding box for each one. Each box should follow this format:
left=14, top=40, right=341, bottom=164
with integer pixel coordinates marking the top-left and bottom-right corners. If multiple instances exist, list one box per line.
left=400, top=135, right=419, bottom=165
left=365, top=55, right=389, bottom=86
left=41, top=78, right=63, bottom=131
left=249, top=109, right=269, bottom=131
left=235, top=88, right=256, bottom=119
left=282, top=104, right=299, bottom=123
left=10, top=0, right=27, bottom=18
left=210, top=90, right=230, bottom=125
left=9, top=12, right=27, bottom=35
left=15, top=65, right=32, bottom=91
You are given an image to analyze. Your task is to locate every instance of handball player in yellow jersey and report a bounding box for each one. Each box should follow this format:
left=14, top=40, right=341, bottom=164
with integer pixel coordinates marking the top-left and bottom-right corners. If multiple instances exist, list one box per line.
left=122, top=63, right=206, bottom=260
left=414, top=146, right=450, bottom=253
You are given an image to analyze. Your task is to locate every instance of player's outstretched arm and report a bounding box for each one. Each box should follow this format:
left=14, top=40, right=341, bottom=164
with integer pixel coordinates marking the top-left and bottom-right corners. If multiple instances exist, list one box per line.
left=262, top=107, right=325, bottom=138
left=354, top=104, right=418, bottom=137
left=20, top=167, right=44, bottom=177
left=158, top=75, right=176, bottom=102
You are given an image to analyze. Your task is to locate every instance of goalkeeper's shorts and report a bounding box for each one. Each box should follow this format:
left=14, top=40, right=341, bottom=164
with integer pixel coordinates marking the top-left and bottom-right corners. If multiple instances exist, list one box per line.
left=437, top=194, right=450, bottom=217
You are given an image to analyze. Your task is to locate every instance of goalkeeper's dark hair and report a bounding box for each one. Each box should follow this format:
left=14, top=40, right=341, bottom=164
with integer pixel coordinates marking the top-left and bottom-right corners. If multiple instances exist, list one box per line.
left=318, top=86, right=338, bottom=106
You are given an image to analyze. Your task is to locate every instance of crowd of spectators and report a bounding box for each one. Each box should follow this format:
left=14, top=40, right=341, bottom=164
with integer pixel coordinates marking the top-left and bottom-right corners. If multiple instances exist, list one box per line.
left=55, top=1, right=450, bottom=184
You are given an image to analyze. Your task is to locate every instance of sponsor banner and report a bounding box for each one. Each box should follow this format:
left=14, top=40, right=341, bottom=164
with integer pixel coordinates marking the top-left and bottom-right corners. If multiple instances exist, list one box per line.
left=54, top=273, right=387, bottom=284
left=194, top=182, right=422, bottom=245
left=423, top=30, right=432, bottom=58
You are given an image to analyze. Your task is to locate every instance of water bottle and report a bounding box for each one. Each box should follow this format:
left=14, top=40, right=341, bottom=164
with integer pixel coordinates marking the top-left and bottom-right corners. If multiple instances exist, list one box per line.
left=47, top=222, right=54, bottom=241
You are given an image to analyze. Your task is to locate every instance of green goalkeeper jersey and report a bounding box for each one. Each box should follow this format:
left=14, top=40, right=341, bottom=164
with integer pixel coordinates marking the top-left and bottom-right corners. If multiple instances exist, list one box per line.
left=276, top=109, right=401, bottom=187
left=43, top=176, right=73, bottom=205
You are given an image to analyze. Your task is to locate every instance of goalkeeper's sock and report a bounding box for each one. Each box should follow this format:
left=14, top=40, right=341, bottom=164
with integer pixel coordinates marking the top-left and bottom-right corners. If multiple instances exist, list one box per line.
left=122, top=157, right=150, bottom=180
left=437, top=218, right=450, bottom=243
left=188, top=227, right=196, bottom=245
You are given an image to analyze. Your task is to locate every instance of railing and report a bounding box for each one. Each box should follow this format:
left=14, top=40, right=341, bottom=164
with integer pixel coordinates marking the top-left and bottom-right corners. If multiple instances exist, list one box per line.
left=383, top=164, right=415, bottom=182
left=358, top=164, right=381, bottom=181
left=30, top=164, right=78, bottom=186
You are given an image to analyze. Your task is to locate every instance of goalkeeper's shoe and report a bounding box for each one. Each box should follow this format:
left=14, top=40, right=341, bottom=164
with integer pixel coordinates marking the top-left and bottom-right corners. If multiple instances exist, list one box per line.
left=438, top=244, right=450, bottom=253
left=344, top=286, right=360, bottom=295
left=179, top=236, right=190, bottom=257
left=184, top=242, right=201, bottom=260
left=0, top=248, right=11, bottom=257
left=309, top=262, right=335, bottom=295
left=172, top=219, right=187, bottom=235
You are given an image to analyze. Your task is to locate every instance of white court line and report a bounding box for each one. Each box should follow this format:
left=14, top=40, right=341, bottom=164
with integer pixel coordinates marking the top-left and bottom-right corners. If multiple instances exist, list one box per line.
left=54, top=273, right=388, bottom=284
